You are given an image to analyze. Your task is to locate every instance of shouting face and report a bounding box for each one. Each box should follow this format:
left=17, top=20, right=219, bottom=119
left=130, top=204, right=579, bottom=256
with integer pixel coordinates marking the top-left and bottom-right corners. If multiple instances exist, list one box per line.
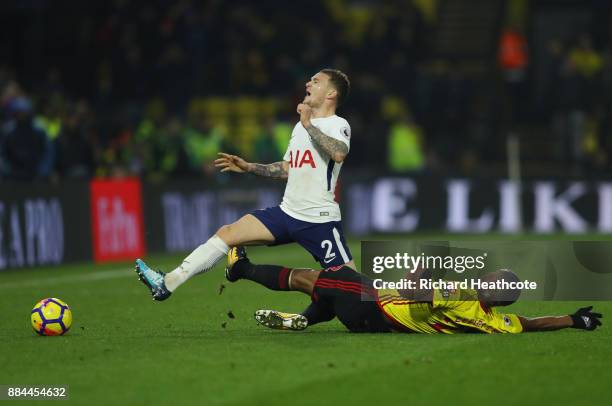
left=303, top=71, right=336, bottom=108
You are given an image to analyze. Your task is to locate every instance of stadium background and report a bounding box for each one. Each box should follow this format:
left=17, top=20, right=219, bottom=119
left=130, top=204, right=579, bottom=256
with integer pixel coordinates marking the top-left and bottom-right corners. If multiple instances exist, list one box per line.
left=3, top=0, right=612, bottom=182
left=1, top=1, right=611, bottom=405
left=2, top=0, right=612, bottom=267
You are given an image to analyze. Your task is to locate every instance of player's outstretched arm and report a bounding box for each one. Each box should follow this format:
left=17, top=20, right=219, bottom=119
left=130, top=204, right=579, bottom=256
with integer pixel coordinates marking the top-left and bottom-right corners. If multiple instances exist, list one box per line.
left=249, top=161, right=289, bottom=180
left=297, top=104, right=348, bottom=163
left=518, top=306, right=602, bottom=332
left=215, top=153, right=289, bottom=180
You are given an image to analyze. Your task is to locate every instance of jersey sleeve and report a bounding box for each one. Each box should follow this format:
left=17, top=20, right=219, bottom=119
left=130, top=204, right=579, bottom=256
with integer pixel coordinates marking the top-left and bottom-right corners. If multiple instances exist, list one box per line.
left=322, top=118, right=351, bottom=151
left=441, top=300, right=524, bottom=334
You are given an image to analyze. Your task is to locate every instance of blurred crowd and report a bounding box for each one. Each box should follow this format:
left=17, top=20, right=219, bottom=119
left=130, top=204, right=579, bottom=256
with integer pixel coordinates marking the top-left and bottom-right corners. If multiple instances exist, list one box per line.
left=1, top=0, right=611, bottom=181
left=1, top=0, right=427, bottom=181
left=540, top=34, right=612, bottom=173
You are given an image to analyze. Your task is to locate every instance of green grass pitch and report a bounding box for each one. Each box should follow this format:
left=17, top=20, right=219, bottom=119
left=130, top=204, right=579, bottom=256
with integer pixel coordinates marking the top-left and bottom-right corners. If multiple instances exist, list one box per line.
left=0, top=238, right=610, bottom=405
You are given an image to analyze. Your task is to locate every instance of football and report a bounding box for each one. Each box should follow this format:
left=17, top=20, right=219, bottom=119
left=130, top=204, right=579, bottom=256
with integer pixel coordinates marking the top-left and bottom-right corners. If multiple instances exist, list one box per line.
left=31, top=298, right=73, bottom=336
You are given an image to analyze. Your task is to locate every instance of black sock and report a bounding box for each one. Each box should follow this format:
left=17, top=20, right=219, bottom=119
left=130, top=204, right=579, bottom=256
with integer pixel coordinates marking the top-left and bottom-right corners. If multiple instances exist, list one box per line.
left=233, top=260, right=292, bottom=291
left=301, top=302, right=335, bottom=326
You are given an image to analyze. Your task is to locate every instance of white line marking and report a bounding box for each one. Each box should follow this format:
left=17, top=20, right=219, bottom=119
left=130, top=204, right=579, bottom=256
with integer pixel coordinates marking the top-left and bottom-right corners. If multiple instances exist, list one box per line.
left=0, top=269, right=133, bottom=289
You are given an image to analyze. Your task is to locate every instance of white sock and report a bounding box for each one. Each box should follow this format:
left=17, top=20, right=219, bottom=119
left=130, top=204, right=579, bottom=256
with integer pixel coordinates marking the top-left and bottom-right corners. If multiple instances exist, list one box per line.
left=164, top=235, right=229, bottom=292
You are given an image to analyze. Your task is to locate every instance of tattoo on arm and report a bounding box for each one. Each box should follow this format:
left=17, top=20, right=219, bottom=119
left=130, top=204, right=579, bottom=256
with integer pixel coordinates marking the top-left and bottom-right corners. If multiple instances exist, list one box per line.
left=305, top=124, right=348, bottom=161
left=249, top=161, right=289, bottom=179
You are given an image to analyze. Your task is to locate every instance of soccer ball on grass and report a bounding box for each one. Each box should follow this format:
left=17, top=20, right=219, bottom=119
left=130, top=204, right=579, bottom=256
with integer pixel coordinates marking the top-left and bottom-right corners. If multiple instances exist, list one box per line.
left=31, top=298, right=72, bottom=336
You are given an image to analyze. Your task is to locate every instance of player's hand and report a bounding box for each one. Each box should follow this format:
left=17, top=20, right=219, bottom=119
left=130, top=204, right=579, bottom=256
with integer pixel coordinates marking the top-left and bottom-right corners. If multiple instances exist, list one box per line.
left=214, top=153, right=251, bottom=173
left=297, top=103, right=312, bottom=128
left=570, top=306, right=603, bottom=330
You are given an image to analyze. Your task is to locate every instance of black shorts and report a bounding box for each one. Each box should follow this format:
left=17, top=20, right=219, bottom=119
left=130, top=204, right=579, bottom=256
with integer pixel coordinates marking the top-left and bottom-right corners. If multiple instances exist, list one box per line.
left=309, top=266, right=390, bottom=333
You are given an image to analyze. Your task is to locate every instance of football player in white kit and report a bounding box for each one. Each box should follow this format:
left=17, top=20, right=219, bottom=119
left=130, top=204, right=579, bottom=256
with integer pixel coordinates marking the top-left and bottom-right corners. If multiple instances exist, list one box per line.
left=136, top=69, right=354, bottom=301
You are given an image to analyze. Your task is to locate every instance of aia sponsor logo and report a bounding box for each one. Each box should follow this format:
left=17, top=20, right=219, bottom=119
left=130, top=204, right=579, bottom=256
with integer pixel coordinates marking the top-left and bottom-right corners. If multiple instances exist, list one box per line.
left=289, top=149, right=316, bottom=168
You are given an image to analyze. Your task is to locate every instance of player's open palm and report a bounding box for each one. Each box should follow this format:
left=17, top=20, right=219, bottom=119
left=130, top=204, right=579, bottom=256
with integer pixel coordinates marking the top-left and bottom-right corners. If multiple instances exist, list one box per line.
left=214, top=152, right=250, bottom=173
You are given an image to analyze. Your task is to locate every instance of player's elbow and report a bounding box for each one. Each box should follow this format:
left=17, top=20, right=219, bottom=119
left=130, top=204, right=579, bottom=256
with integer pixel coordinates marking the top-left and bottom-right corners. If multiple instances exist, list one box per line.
left=332, top=152, right=346, bottom=163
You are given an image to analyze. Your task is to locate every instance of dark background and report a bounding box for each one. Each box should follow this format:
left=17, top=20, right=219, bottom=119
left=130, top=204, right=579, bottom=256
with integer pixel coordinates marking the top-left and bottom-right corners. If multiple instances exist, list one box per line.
left=1, top=0, right=612, bottom=182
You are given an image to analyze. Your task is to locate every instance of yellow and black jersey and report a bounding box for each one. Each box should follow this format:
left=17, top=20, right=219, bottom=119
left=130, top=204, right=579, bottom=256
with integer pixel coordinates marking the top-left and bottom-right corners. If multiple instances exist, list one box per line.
left=376, top=288, right=523, bottom=334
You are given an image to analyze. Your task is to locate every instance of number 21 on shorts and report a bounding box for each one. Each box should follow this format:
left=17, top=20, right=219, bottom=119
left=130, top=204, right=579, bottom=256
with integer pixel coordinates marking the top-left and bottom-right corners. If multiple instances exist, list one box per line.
left=321, top=239, right=337, bottom=264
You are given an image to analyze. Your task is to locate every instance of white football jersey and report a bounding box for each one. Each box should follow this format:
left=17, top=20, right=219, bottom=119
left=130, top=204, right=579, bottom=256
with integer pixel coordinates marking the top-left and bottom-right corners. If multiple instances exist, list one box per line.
left=280, top=115, right=351, bottom=223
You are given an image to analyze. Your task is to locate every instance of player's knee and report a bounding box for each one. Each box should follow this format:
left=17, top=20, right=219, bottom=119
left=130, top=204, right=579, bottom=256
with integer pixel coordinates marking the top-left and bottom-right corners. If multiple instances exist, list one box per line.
left=215, top=224, right=235, bottom=245
left=290, top=269, right=320, bottom=294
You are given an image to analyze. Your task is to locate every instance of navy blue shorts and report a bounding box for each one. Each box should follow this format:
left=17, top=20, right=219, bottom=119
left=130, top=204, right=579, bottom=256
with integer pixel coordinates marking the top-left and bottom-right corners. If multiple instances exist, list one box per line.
left=251, top=206, right=352, bottom=268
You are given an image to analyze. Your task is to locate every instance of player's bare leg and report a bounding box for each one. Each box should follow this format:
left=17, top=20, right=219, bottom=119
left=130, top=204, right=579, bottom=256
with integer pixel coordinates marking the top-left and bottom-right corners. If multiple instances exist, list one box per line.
left=286, top=268, right=320, bottom=295
left=225, top=248, right=324, bottom=330
left=136, top=214, right=275, bottom=300
left=163, top=214, right=274, bottom=290
left=225, top=246, right=319, bottom=292
left=215, top=214, right=276, bottom=246
left=343, top=260, right=356, bottom=270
